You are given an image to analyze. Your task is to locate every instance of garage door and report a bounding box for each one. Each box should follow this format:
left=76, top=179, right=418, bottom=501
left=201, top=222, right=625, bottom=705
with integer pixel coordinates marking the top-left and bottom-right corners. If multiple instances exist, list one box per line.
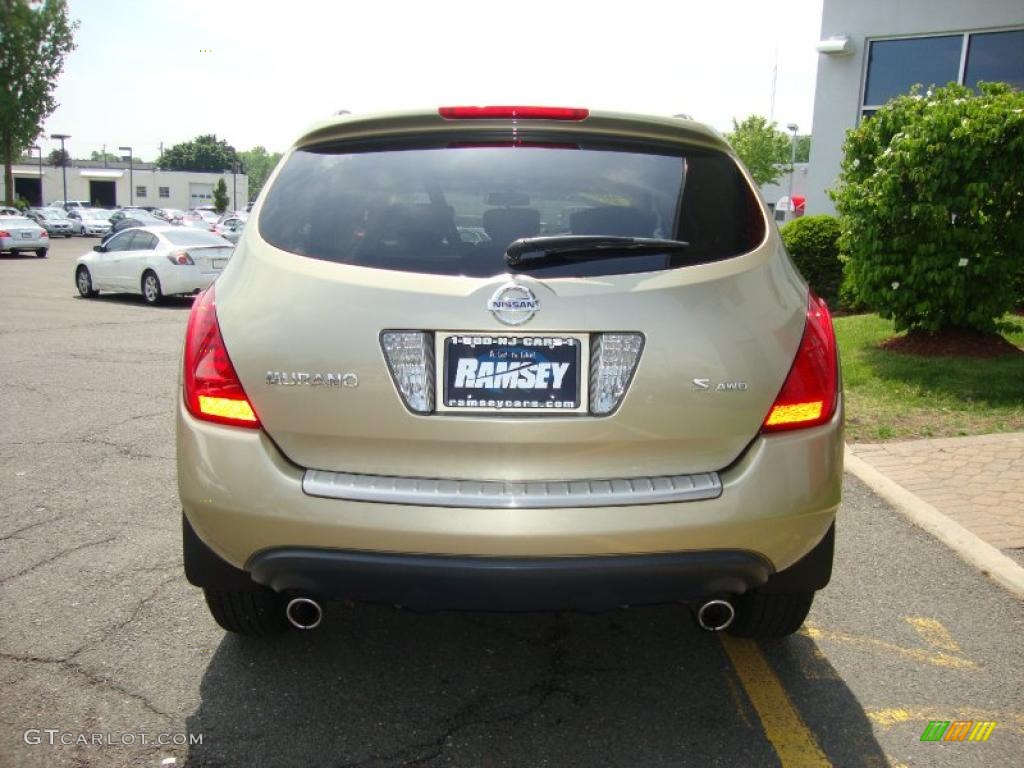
left=189, top=183, right=215, bottom=209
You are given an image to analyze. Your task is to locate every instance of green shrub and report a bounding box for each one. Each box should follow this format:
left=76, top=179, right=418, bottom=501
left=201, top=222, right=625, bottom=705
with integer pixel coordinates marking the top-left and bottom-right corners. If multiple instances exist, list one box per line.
left=780, top=214, right=843, bottom=306
left=831, top=82, right=1024, bottom=333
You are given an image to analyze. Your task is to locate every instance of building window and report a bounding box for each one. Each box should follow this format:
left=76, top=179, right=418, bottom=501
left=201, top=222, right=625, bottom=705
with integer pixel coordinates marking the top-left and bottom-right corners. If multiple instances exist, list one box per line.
left=863, top=35, right=962, bottom=107
left=861, top=28, right=1024, bottom=120
left=136, top=185, right=147, bottom=198
left=964, top=29, right=1024, bottom=90
left=159, top=186, right=170, bottom=198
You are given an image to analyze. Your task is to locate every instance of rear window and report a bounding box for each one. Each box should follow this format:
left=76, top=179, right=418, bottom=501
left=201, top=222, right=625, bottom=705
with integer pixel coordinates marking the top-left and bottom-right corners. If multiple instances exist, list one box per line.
left=259, top=142, right=765, bottom=278
left=164, top=230, right=230, bottom=246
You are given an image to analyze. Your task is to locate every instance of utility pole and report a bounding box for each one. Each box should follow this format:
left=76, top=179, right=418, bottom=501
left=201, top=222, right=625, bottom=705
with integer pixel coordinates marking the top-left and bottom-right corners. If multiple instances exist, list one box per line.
left=31, top=146, right=43, bottom=205
left=119, top=146, right=133, bottom=206
left=102, top=143, right=107, bottom=168
left=786, top=123, right=799, bottom=221
left=51, top=133, right=71, bottom=207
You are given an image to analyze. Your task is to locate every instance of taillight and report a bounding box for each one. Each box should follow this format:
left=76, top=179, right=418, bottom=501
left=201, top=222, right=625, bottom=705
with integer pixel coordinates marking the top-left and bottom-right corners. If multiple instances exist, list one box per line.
left=182, top=286, right=260, bottom=428
left=762, top=293, right=838, bottom=432
left=0, top=231, right=9, bottom=237
left=166, top=250, right=194, bottom=265
left=40, top=231, right=49, bottom=238
left=438, top=106, right=589, bottom=120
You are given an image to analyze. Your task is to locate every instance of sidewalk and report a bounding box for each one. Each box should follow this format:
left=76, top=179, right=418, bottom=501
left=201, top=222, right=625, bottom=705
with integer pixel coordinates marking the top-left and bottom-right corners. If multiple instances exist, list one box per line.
left=848, top=433, right=1024, bottom=565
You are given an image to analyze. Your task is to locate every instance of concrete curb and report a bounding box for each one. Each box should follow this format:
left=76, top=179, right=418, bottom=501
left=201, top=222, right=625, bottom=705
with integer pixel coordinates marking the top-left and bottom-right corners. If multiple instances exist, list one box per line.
left=844, top=446, right=1024, bottom=599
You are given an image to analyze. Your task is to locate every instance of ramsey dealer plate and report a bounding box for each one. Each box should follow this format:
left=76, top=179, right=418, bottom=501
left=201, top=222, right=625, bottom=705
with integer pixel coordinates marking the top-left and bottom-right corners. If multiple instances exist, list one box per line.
left=437, top=333, right=588, bottom=414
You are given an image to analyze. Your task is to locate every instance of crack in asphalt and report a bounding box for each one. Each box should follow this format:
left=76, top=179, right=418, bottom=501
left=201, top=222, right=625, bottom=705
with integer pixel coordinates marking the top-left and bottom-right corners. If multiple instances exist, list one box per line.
left=0, top=536, right=118, bottom=586
left=0, top=652, right=175, bottom=723
left=0, top=513, right=67, bottom=542
left=335, top=615, right=619, bottom=767
left=0, top=410, right=173, bottom=460
left=0, top=574, right=181, bottom=723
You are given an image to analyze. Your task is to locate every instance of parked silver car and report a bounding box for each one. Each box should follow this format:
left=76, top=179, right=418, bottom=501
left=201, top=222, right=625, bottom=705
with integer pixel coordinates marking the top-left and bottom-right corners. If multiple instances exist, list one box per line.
left=68, top=208, right=114, bottom=237
left=212, top=213, right=247, bottom=242
left=27, top=208, right=75, bottom=238
left=0, top=215, right=49, bottom=257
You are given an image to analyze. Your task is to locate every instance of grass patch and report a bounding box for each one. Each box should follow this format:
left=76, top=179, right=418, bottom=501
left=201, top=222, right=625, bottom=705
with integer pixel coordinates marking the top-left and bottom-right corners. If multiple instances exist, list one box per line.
left=834, top=314, right=1024, bottom=442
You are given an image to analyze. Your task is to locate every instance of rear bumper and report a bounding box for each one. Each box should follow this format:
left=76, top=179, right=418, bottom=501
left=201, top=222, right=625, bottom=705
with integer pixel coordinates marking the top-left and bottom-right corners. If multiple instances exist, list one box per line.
left=1, top=238, right=47, bottom=251
left=178, top=395, right=843, bottom=574
left=159, top=267, right=219, bottom=296
left=249, top=548, right=773, bottom=610
left=185, top=516, right=835, bottom=610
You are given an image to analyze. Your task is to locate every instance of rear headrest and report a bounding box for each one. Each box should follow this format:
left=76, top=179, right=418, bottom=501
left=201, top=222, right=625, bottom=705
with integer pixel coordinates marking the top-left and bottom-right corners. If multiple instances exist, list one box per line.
left=482, top=207, right=541, bottom=245
left=570, top=206, right=656, bottom=237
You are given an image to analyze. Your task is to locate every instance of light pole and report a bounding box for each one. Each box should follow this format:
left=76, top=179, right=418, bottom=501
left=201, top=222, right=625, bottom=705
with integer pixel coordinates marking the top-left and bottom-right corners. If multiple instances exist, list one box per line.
left=30, top=145, right=43, bottom=206
left=51, top=133, right=70, bottom=207
left=119, top=146, right=133, bottom=206
left=786, top=123, right=799, bottom=220
left=232, top=160, right=237, bottom=212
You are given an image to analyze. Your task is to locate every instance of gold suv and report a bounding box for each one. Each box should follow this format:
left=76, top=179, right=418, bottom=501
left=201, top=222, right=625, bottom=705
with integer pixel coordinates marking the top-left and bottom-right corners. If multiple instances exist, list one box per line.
left=177, top=107, right=842, bottom=638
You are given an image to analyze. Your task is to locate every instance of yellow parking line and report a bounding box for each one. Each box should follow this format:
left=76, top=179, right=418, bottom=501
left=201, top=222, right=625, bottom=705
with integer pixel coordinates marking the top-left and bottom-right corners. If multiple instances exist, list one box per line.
left=802, top=623, right=976, bottom=669
left=903, top=616, right=961, bottom=653
left=720, top=635, right=830, bottom=767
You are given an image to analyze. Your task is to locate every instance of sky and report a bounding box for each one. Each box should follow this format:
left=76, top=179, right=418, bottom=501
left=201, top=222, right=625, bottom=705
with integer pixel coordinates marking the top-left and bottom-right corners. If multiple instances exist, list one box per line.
left=40, top=0, right=825, bottom=162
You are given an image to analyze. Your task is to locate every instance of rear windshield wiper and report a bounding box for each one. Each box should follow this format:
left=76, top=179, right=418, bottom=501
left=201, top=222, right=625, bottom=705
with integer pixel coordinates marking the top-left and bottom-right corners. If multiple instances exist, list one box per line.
left=505, top=235, right=689, bottom=267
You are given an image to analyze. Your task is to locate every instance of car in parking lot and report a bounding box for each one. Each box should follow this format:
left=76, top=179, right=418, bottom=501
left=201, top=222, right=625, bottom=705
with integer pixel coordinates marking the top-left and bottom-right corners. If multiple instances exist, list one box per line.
left=49, top=199, right=91, bottom=212
left=177, top=107, right=842, bottom=640
left=0, top=215, right=49, bottom=257
left=190, top=208, right=220, bottom=225
left=101, top=211, right=165, bottom=242
left=154, top=208, right=186, bottom=225
left=26, top=208, right=76, bottom=238
left=211, top=213, right=247, bottom=242
left=68, top=208, right=114, bottom=236
left=76, top=226, right=234, bottom=304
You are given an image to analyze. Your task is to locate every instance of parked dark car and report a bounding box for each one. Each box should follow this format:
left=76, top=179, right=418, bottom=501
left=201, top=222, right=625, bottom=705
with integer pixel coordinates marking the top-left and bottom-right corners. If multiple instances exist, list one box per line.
left=100, top=212, right=166, bottom=244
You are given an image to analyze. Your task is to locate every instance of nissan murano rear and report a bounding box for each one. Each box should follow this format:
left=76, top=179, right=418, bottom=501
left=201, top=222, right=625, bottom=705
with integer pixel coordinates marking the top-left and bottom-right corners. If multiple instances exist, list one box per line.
left=176, top=107, right=842, bottom=638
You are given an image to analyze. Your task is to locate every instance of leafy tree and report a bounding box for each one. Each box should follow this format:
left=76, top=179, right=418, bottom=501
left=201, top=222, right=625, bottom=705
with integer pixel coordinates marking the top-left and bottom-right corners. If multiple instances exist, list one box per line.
left=161, top=134, right=237, bottom=173
left=725, top=115, right=792, bottom=186
left=213, top=178, right=229, bottom=213
left=90, top=150, right=119, bottom=163
left=48, top=148, right=70, bottom=166
left=780, top=215, right=843, bottom=307
left=795, top=135, right=811, bottom=164
left=0, top=0, right=78, bottom=205
left=238, top=145, right=282, bottom=201
left=832, top=83, right=1024, bottom=333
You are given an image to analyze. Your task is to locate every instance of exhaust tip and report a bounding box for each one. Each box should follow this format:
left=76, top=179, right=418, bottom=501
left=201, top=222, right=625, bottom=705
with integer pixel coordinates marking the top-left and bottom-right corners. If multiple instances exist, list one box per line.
left=696, top=599, right=735, bottom=632
left=285, top=597, right=323, bottom=630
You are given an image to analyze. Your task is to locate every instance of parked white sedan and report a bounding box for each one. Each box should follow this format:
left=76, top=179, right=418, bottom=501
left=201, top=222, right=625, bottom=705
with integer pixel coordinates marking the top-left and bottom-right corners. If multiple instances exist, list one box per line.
left=0, top=215, right=49, bottom=257
left=74, top=226, right=234, bottom=304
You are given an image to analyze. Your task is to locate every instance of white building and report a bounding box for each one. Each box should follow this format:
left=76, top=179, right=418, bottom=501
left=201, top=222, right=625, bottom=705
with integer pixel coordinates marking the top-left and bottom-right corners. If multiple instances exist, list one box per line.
left=5, top=158, right=248, bottom=211
left=806, top=0, right=1024, bottom=214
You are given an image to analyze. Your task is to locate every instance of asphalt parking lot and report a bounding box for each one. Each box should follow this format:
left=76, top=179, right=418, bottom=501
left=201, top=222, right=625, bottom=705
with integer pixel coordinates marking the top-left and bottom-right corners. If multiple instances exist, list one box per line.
left=1, top=237, right=1022, bottom=768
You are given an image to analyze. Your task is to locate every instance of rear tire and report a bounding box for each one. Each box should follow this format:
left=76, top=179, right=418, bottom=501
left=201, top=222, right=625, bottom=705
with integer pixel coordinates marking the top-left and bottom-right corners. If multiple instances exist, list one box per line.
left=35, top=249, right=47, bottom=258
left=141, top=270, right=163, bottom=305
left=203, top=588, right=288, bottom=636
left=726, top=591, right=814, bottom=639
left=76, top=266, right=98, bottom=297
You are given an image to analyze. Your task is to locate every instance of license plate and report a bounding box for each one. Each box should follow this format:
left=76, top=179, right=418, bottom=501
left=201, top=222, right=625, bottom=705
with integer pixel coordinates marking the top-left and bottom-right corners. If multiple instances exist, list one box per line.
left=20, top=232, right=32, bottom=239
left=442, top=334, right=582, bottom=411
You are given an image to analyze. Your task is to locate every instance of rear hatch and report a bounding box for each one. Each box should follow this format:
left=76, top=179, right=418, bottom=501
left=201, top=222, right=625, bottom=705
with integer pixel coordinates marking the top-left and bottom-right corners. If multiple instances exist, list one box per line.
left=214, top=110, right=809, bottom=481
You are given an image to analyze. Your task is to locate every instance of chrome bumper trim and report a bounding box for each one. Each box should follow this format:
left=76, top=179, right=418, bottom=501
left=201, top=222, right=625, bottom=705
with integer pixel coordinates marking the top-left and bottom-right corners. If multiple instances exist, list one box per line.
left=302, top=469, right=722, bottom=508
